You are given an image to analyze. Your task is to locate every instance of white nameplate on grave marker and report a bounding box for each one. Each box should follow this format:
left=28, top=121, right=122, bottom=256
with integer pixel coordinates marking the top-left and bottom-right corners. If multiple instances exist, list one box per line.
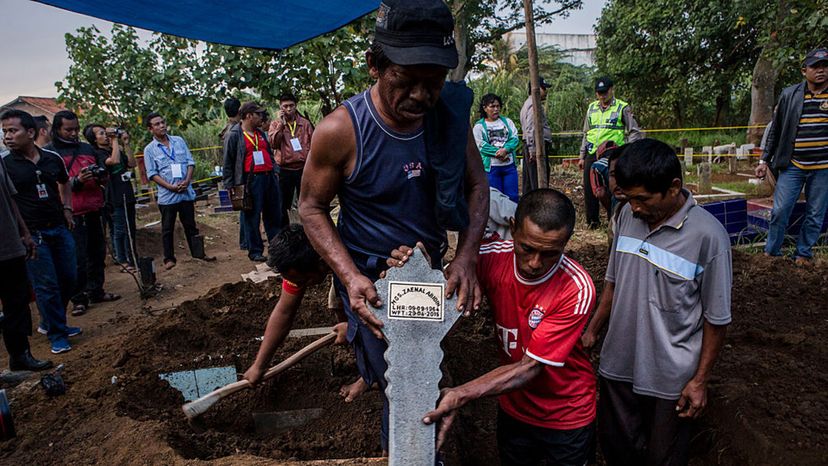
left=387, top=282, right=444, bottom=321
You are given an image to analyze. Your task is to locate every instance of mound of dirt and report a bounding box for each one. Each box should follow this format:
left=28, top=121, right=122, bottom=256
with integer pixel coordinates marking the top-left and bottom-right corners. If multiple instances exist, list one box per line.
left=1, top=243, right=825, bottom=465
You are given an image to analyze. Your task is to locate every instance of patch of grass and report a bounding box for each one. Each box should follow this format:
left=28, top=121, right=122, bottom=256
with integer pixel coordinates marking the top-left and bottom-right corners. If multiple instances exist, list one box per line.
left=713, top=181, right=760, bottom=195
left=648, top=130, right=748, bottom=149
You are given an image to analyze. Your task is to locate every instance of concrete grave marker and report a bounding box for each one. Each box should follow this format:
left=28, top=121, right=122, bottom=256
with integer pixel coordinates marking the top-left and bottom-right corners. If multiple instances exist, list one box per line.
left=684, top=147, right=694, bottom=166
left=374, top=249, right=463, bottom=466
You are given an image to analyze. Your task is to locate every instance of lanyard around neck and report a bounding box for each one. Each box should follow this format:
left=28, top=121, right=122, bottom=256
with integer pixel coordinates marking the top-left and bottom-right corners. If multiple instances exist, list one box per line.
left=158, top=140, right=175, bottom=162
left=243, top=131, right=259, bottom=151
left=287, top=120, right=298, bottom=137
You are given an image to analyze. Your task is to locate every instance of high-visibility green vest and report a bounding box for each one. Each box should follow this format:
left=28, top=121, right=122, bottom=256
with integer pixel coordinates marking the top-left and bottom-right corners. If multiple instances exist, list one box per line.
left=586, top=99, right=628, bottom=155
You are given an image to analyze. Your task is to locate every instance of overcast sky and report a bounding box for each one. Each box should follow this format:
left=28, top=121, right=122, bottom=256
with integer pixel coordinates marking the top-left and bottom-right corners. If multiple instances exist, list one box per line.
left=0, top=0, right=607, bottom=105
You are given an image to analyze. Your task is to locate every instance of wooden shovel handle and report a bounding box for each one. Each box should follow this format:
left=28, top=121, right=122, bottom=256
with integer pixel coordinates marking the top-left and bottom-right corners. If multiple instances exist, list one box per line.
left=182, top=331, right=337, bottom=418
left=261, top=331, right=337, bottom=380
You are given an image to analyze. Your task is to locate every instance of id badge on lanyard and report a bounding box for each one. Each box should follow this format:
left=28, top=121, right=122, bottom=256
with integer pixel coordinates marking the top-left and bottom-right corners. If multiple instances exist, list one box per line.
left=245, top=131, right=266, bottom=166
left=253, top=151, right=265, bottom=165
left=160, top=142, right=182, bottom=178
left=35, top=170, right=48, bottom=199
left=288, top=121, right=302, bottom=151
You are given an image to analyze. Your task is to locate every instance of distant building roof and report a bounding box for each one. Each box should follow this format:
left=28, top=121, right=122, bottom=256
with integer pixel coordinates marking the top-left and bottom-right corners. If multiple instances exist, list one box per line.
left=0, top=96, right=67, bottom=118
left=504, top=32, right=597, bottom=68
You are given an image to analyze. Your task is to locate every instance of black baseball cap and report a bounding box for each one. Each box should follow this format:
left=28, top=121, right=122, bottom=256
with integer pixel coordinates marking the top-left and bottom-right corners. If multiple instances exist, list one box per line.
left=595, top=77, right=614, bottom=93
left=527, top=77, right=552, bottom=94
left=803, top=48, right=828, bottom=67
left=238, top=102, right=266, bottom=118
left=374, top=0, right=459, bottom=69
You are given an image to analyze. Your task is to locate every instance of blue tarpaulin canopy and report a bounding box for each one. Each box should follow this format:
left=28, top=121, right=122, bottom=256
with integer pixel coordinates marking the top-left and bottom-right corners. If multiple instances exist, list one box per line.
left=35, top=0, right=379, bottom=49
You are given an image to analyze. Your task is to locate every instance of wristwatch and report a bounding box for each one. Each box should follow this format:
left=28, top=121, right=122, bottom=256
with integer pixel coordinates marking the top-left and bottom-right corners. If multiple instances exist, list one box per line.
left=758, top=160, right=767, bottom=165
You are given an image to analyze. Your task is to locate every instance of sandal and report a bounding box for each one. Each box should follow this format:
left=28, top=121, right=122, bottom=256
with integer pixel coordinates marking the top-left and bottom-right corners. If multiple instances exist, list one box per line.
left=71, top=304, right=88, bottom=316
left=90, top=292, right=121, bottom=303
left=164, top=260, right=177, bottom=270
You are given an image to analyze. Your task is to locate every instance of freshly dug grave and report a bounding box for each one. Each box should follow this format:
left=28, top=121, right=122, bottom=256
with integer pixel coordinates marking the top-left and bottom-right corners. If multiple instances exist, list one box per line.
left=1, top=246, right=825, bottom=465
left=97, top=246, right=828, bottom=465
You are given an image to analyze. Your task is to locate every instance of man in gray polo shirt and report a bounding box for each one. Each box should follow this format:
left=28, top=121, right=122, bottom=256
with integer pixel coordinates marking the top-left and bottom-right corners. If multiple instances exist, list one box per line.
left=582, top=139, right=731, bottom=466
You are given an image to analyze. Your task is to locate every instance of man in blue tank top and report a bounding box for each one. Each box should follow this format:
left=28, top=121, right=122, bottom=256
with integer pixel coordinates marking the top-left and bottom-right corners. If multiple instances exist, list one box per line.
left=299, top=0, right=489, bottom=451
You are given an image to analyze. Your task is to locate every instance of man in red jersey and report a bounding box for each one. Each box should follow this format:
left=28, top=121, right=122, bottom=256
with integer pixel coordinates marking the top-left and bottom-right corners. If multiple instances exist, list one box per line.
left=410, top=188, right=596, bottom=465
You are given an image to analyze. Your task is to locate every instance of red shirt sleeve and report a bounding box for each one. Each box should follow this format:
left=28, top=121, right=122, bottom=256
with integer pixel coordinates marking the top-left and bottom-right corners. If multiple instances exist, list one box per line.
left=476, top=240, right=501, bottom=293
left=281, top=279, right=304, bottom=296
left=526, top=268, right=595, bottom=366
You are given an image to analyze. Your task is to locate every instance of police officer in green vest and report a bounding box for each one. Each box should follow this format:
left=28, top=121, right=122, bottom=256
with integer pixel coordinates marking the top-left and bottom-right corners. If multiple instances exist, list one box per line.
left=579, top=77, right=641, bottom=228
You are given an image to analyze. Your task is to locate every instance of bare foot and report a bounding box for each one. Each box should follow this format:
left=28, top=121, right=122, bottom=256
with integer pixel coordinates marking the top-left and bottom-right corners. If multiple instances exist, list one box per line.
left=339, top=377, right=370, bottom=402
left=794, top=257, right=813, bottom=268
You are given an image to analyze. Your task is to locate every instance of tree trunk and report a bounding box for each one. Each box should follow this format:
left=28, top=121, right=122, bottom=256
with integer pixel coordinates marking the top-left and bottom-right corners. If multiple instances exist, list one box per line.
left=747, top=50, right=779, bottom=146
left=448, top=2, right=470, bottom=82
left=522, top=0, right=548, bottom=189
left=714, top=82, right=730, bottom=127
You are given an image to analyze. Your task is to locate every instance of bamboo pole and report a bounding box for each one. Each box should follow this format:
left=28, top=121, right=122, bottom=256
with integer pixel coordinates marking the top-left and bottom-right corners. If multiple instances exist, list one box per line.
left=522, top=0, right=548, bottom=188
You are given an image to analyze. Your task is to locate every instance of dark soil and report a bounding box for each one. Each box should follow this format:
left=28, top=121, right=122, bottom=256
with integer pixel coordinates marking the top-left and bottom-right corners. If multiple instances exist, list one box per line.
left=1, top=235, right=825, bottom=465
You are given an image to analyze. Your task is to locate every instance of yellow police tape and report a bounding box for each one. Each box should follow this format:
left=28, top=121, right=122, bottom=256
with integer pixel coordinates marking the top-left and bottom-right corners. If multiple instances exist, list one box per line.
left=131, top=125, right=763, bottom=196
left=139, top=175, right=222, bottom=198
left=549, top=124, right=768, bottom=137
left=134, top=145, right=221, bottom=158
left=519, top=153, right=760, bottom=160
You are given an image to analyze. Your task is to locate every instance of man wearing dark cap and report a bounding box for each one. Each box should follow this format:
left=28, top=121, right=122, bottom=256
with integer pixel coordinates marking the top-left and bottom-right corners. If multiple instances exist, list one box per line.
left=299, top=0, right=489, bottom=451
left=520, top=77, right=552, bottom=193
left=579, top=77, right=641, bottom=228
left=222, top=102, right=281, bottom=262
left=755, top=47, right=828, bottom=266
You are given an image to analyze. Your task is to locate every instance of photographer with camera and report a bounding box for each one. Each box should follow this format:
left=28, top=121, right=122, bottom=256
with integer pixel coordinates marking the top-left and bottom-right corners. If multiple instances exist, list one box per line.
left=85, top=124, right=138, bottom=273
left=45, top=111, right=120, bottom=317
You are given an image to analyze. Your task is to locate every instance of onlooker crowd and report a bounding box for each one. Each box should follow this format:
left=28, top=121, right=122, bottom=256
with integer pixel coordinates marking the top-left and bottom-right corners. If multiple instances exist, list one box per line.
left=268, top=92, right=313, bottom=227
left=143, top=112, right=216, bottom=269
left=45, top=110, right=120, bottom=317
left=2, top=18, right=824, bottom=465
left=473, top=93, right=520, bottom=203
left=222, top=102, right=281, bottom=262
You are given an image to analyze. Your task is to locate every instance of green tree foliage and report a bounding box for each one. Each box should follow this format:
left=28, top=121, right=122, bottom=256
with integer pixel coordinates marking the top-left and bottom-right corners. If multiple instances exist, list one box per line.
left=200, top=18, right=374, bottom=115
left=447, top=0, right=583, bottom=80
left=57, top=25, right=210, bottom=139
left=595, top=0, right=761, bottom=128
left=57, top=19, right=375, bottom=141
left=595, top=0, right=827, bottom=132
left=469, top=44, right=594, bottom=155
left=743, top=0, right=827, bottom=143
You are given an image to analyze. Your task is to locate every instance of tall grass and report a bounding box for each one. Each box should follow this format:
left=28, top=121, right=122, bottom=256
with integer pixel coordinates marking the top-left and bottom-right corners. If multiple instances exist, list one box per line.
left=178, top=121, right=225, bottom=180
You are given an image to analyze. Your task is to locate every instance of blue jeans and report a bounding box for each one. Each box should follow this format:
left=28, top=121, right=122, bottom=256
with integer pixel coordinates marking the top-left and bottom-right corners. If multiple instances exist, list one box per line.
left=112, top=203, right=137, bottom=266
left=488, top=163, right=519, bottom=203
left=239, top=212, right=248, bottom=250
left=242, top=173, right=282, bottom=257
left=26, top=225, right=77, bottom=342
left=765, top=165, right=828, bottom=258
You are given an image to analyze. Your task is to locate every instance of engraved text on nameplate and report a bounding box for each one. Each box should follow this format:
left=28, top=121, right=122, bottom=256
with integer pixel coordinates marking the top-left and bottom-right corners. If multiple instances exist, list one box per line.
left=387, top=282, right=445, bottom=321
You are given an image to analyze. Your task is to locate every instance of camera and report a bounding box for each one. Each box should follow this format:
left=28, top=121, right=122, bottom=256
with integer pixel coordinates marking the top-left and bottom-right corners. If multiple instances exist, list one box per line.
left=106, top=127, right=125, bottom=138
left=84, top=164, right=108, bottom=178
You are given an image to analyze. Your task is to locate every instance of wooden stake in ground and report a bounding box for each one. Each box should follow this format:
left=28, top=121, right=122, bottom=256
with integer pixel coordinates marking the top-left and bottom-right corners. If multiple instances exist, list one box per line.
left=522, top=0, right=548, bottom=189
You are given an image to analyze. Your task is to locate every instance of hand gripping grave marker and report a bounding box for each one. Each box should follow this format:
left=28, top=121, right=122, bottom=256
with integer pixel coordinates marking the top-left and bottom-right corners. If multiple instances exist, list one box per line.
left=375, top=249, right=463, bottom=466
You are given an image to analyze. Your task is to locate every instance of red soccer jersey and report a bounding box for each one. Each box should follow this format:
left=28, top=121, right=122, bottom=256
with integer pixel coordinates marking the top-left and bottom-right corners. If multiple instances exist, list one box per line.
left=243, top=130, right=274, bottom=173
left=478, top=240, right=597, bottom=430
